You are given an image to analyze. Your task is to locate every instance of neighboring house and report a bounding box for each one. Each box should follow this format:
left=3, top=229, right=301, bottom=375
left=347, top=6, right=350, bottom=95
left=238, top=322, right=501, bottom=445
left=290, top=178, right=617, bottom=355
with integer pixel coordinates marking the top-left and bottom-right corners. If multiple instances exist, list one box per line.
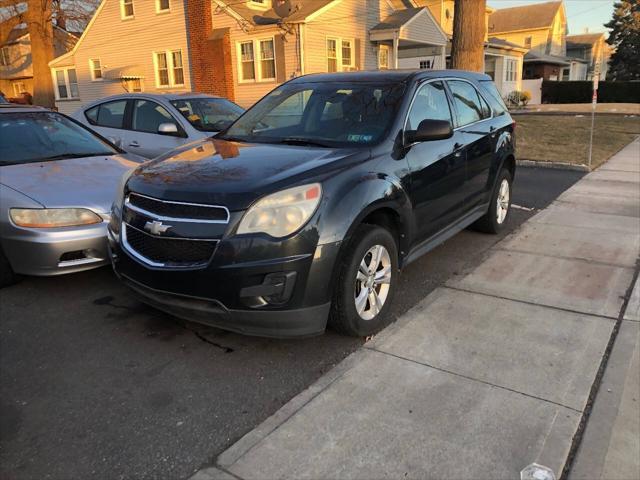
left=488, top=0, right=573, bottom=82
left=398, top=0, right=527, bottom=98
left=49, top=0, right=450, bottom=112
left=0, top=25, right=77, bottom=98
left=49, top=0, right=195, bottom=114
left=566, top=32, right=610, bottom=81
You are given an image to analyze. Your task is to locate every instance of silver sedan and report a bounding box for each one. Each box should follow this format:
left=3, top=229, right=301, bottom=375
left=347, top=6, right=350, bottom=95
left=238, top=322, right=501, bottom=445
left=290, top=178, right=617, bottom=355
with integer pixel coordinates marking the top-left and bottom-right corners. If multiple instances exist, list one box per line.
left=0, top=105, right=144, bottom=286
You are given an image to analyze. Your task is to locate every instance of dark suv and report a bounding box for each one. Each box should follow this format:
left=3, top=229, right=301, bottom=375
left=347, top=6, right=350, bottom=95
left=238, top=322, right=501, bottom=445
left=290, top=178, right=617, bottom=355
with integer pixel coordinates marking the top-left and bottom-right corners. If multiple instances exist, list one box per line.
left=108, top=70, right=515, bottom=338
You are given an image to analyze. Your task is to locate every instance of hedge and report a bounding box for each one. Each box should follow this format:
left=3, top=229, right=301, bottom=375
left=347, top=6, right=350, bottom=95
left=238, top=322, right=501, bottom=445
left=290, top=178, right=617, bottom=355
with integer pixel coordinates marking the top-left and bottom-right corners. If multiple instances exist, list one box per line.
left=541, top=81, right=640, bottom=103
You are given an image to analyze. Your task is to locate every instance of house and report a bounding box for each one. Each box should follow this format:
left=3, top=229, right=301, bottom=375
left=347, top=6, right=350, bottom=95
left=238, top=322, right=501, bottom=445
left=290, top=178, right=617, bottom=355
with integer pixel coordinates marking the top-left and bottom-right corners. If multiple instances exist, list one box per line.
left=0, top=25, right=77, bottom=99
left=49, top=0, right=451, bottom=112
left=487, top=0, right=575, bottom=82
left=566, top=32, right=610, bottom=81
left=49, top=0, right=196, bottom=114
left=397, top=1, right=527, bottom=98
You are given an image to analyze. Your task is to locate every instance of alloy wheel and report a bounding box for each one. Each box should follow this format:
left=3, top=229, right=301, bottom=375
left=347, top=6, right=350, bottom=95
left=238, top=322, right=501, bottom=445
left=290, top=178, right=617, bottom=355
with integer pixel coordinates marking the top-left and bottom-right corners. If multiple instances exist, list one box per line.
left=354, top=244, right=392, bottom=321
left=496, top=178, right=510, bottom=225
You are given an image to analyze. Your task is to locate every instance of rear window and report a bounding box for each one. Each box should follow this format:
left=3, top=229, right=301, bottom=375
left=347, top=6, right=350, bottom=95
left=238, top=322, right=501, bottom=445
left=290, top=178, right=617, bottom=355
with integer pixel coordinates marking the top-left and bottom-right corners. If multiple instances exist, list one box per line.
left=479, top=80, right=508, bottom=116
left=84, top=100, right=127, bottom=129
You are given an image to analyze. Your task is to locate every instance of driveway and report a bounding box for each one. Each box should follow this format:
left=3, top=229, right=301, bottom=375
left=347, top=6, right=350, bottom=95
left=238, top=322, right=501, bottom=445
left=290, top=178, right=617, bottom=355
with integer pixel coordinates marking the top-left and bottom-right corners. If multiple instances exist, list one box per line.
left=0, top=167, right=584, bottom=480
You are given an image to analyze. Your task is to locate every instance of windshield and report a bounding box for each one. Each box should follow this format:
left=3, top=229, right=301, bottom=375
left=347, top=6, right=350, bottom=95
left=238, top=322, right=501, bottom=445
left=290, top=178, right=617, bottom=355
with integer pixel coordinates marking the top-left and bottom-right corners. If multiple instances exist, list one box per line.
left=170, top=98, right=244, bottom=132
left=219, top=81, right=406, bottom=147
left=0, top=112, right=117, bottom=166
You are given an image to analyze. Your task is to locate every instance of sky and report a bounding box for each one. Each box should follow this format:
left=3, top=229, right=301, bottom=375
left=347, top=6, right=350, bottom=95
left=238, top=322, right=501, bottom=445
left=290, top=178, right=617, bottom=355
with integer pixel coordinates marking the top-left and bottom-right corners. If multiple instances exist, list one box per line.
left=487, top=0, right=615, bottom=36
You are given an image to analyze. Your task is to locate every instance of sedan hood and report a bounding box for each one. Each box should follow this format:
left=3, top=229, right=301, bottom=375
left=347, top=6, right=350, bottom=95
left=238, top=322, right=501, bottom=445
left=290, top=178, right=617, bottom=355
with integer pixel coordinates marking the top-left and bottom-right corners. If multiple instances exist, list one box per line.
left=125, top=138, right=368, bottom=211
left=0, top=154, right=143, bottom=214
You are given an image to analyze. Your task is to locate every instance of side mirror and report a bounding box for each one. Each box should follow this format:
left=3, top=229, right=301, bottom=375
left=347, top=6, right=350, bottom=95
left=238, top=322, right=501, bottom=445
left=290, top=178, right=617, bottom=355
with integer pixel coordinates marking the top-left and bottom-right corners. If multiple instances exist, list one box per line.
left=158, top=122, right=179, bottom=135
left=405, top=119, right=453, bottom=144
left=108, top=136, right=122, bottom=148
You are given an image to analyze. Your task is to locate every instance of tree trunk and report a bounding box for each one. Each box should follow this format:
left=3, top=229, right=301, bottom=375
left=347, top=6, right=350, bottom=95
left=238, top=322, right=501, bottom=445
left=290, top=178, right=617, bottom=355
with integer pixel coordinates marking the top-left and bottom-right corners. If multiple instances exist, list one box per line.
left=450, top=0, right=486, bottom=72
left=27, top=0, right=55, bottom=108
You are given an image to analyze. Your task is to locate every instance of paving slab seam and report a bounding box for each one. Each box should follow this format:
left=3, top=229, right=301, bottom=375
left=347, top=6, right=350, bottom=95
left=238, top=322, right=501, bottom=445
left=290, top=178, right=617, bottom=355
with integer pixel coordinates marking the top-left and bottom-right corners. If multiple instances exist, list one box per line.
left=529, top=215, right=640, bottom=233
left=364, top=345, right=583, bottom=413
left=443, top=285, right=619, bottom=322
left=553, top=200, right=640, bottom=219
left=560, top=259, right=640, bottom=480
left=492, top=247, right=636, bottom=269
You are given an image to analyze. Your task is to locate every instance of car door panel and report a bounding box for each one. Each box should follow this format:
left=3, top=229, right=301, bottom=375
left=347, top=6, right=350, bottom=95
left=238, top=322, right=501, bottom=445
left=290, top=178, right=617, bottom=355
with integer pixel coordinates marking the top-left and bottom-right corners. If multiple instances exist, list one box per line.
left=129, top=99, right=188, bottom=158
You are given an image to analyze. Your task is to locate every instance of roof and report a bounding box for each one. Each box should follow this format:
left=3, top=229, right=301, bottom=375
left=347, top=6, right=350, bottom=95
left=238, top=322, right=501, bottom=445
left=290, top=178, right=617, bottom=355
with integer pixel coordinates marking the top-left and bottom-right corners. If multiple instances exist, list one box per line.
left=2, top=27, right=28, bottom=44
left=220, top=0, right=335, bottom=25
left=487, top=37, right=528, bottom=51
left=79, top=92, right=223, bottom=108
left=488, top=1, right=562, bottom=34
left=0, top=104, right=48, bottom=113
left=289, top=69, right=491, bottom=85
left=371, top=7, right=424, bottom=31
left=566, top=33, right=605, bottom=47
left=524, top=50, right=570, bottom=65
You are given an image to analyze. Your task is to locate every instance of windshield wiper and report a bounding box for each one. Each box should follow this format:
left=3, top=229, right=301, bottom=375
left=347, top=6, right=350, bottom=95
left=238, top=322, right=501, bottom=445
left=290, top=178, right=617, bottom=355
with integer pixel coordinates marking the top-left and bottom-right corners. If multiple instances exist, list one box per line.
left=36, top=152, right=114, bottom=161
left=275, top=138, right=333, bottom=148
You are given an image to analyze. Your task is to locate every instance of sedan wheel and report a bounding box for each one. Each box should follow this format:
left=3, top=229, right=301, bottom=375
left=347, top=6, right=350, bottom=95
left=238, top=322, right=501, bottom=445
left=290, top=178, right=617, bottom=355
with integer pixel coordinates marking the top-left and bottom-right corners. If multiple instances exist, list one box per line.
left=496, top=178, right=510, bottom=225
left=354, top=245, right=392, bottom=321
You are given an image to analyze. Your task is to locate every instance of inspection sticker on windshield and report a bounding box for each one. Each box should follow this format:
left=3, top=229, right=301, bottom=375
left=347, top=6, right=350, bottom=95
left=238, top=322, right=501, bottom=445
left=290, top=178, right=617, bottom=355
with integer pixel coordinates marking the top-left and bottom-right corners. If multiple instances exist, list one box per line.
left=347, top=134, right=373, bottom=142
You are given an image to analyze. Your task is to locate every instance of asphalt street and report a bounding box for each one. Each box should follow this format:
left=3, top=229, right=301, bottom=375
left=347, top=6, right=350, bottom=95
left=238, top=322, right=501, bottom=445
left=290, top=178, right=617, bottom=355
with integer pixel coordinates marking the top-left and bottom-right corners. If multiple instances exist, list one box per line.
left=0, top=166, right=585, bottom=480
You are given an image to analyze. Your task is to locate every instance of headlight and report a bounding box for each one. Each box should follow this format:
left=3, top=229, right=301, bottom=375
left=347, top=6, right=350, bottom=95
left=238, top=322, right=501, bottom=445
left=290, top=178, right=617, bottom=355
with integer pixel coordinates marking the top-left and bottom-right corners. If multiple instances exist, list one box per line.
left=237, top=184, right=322, bottom=238
left=10, top=208, right=102, bottom=228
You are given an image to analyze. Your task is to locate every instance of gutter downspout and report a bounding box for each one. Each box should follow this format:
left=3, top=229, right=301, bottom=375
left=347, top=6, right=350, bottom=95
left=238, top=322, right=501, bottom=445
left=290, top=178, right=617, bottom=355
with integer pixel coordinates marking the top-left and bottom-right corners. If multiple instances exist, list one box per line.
left=299, top=23, right=305, bottom=76
left=393, top=31, right=399, bottom=69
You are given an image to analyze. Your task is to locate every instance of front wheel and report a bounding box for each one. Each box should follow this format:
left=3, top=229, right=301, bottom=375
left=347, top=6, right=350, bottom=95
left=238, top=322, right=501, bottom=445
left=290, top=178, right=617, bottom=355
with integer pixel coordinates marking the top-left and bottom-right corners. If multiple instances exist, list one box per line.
left=473, top=169, right=512, bottom=234
left=329, top=225, right=398, bottom=337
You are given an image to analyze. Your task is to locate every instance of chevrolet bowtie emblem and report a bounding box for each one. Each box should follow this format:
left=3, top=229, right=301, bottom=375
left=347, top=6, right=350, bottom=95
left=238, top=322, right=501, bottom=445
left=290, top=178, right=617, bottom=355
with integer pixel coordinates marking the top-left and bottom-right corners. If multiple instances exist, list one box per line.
left=144, top=220, right=172, bottom=235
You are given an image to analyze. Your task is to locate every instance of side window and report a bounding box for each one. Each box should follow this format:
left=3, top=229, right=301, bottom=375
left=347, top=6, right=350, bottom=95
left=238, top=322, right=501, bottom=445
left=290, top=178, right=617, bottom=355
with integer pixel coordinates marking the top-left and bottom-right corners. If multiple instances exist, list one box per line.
left=477, top=93, right=492, bottom=119
left=85, top=105, right=99, bottom=125
left=447, top=80, right=483, bottom=127
left=132, top=100, right=176, bottom=133
left=89, top=100, right=127, bottom=129
left=406, top=81, right=452, bottom=131
left=479, top=80, right=507, bottom=116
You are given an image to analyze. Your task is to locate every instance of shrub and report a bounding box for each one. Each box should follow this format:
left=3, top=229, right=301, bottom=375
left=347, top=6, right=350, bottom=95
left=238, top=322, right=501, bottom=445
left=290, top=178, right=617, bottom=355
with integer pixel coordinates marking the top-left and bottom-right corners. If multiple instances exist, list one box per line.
left=521, top=90, right=532, bottom=106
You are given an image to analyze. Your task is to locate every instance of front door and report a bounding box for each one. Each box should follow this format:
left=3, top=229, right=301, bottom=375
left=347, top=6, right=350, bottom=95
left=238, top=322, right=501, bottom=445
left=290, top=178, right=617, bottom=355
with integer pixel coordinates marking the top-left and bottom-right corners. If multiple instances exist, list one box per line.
left=404, top=80, right=467, bottom=243
left=126, top=99, right=187, bottom=158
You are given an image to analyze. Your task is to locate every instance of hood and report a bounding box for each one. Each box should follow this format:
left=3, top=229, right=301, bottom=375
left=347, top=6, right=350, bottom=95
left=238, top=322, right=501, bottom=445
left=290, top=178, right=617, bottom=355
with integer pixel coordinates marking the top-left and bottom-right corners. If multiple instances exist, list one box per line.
left=0, top=154, right=144, bottom=214
left=125, top=138, right=368, bottom=211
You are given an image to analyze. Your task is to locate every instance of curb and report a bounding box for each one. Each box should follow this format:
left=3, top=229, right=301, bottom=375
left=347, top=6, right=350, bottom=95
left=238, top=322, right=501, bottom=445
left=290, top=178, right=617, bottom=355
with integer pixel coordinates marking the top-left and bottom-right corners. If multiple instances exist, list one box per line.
left=517, top=159, right=591, bottom=172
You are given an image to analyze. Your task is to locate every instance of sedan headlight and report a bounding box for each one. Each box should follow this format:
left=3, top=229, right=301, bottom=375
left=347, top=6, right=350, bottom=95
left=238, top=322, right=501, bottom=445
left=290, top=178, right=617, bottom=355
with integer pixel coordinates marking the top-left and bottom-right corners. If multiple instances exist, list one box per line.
left=237, top=184, right=322, bottom=238
left=10, top=208, right=102, bottom=228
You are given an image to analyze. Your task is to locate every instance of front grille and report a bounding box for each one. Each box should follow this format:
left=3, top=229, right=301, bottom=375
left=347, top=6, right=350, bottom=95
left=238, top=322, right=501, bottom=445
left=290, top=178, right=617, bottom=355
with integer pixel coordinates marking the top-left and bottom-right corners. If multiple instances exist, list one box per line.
left=124, top=225, right=217, bottom=267
left=128, top=193, right=229, bottom=222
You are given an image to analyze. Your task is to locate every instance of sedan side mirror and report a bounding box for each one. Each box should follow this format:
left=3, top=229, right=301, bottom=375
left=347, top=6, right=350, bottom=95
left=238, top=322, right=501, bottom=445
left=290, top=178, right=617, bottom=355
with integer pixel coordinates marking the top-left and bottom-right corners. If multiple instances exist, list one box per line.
left=405, top=119, right=453, bottom=144
left=158, top=122, right=179, bottom=136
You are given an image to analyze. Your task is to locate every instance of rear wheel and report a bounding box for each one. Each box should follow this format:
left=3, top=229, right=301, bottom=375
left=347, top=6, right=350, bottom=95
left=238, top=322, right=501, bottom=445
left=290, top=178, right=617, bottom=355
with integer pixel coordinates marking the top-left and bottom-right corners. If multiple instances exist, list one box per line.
left=0, top=247, right=19, bottom=288
left=329, top=225, right=398, bottom=337
left=473, top=168, right=512, bottom=234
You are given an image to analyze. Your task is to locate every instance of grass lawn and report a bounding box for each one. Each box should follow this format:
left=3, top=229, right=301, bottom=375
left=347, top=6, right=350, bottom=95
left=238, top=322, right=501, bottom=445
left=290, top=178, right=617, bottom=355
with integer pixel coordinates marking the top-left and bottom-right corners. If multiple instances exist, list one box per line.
left=515, top=114, right=640, bottom=169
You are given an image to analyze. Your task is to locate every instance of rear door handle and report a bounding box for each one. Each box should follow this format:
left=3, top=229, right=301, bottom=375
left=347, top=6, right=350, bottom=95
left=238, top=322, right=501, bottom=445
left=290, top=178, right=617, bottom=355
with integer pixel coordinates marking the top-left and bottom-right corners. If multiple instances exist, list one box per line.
left=129, top=141, right=140, bottom=147
left=489, top=126, right=497, bottom=138
left=453, top=142, right=463, bottom=157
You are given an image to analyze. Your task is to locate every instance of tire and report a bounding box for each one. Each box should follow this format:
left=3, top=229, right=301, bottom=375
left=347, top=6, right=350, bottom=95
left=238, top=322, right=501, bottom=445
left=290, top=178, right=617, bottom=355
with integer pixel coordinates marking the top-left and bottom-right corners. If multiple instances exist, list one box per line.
left=329, top=224, right=399, bottom=337
left=0, top=247, right=19, bottom=288
left=472, top=168, right=513, bottom=234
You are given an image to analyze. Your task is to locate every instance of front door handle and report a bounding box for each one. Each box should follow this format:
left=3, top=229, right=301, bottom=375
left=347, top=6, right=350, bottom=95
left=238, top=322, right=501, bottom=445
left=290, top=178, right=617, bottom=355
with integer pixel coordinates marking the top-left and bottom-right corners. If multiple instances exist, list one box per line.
left=489, top=126, right=497, bottom=138
left=453, top=142, right=463, bottom=157
left=129, top=141, right=140, bottom=147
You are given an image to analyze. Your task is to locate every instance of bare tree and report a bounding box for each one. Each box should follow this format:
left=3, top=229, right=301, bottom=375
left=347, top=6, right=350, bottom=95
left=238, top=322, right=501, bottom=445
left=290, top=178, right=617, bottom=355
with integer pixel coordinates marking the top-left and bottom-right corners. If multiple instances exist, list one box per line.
left=450, top=0, right=486, bottom=72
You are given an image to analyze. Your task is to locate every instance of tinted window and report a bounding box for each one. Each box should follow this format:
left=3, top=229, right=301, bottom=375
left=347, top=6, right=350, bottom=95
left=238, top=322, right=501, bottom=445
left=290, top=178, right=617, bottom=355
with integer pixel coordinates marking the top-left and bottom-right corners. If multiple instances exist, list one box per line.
left=406, top=81, right=452, bottom=130
left=478, top=93, right=491, bottom=119
left=0, top=112, right=116, bottom=166
left=132, top=100, right=176, bottom=133
left=87, top=100, right=127, bottom=129
left=170, top=98, right=244, bottom=132
left=447, top=80, right=483, bottom=127
left=479, top=80, right=508, bottom=116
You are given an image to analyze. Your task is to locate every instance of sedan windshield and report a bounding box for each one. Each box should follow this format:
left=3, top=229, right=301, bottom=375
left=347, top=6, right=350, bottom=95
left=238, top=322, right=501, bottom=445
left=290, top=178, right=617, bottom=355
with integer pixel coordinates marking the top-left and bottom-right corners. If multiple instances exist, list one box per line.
left=170, top=98, right=244, bottom=132
left=0, top=112, right=117, bottom=166
left=218, top=81, right=406, bottom=147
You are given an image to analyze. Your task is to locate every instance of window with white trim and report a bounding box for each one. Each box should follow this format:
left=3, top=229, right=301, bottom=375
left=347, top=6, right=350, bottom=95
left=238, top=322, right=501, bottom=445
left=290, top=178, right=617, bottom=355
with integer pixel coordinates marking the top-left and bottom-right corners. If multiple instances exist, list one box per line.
left=121, top=0, right=134, bottom=19
left=0, top=46, right=10, bottom=66
left=237, top=38, right=276, bottom=82
left=154, top=50, right=184, bottom=87
left=90, top=59, right=102, bottom=81
left=12, top=82, right=26, bottom=96
left=327, top=37, right=354, bottom=72
left=505, top=58, right=517, bottom=82
left=156, top=0, right=169, bottom=13
left=54, top=67, right=79, bottom=99
left=419, top=60, right=431, bottom=69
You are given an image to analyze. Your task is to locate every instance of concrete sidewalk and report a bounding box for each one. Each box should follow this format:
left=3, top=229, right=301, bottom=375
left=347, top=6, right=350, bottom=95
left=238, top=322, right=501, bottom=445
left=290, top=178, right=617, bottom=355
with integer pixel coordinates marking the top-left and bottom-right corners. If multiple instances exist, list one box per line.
left=194, top=139, right=640, bottom=480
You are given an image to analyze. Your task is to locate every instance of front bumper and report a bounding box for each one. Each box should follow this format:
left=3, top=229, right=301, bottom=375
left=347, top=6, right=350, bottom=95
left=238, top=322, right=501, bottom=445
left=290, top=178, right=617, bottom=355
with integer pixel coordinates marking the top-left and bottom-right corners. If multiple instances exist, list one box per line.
left=2, top=222, right=109, bottom=276
left=109, top=230, right=341, bottom=338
